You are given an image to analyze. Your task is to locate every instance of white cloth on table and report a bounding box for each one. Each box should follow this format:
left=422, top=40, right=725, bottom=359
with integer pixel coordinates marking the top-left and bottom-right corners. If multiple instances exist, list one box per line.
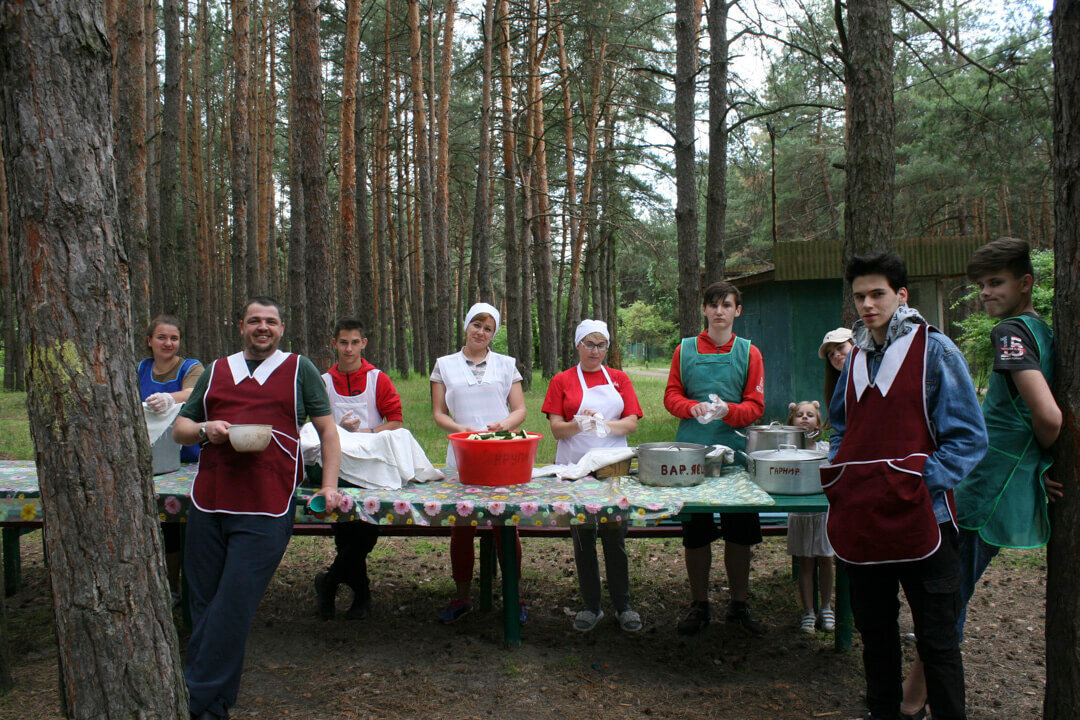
left=705, top=443, right=735, bottom=465
left=144, top=402, right=182, bottom=443
left=300, top=424, right=444, bottom=490
left=532, top=446, right=636, bottom=480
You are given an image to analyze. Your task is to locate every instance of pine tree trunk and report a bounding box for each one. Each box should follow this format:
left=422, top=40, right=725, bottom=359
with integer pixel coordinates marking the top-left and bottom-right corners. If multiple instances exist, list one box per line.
left=498, top=0, right=521, bottom=375
left=704, top=0, right=728, bottom=285
left=674, top=0, right=700, bottom=337
left=338, top=0, right=362, bottom=317
left=146, top=0, right=162, bottom=312
left=1, top=104, right=22, bottom=391
left=230, top=0, right=252, bottom=313
left=160, top=0, right=183, bottom=315
left=354, top=69, right=374, bottom=341
left=435, top=0, right=456, bottom=357
left=841, top=0, right=895, bottom=324
left=286, top=3, right=306, bottom=353
left=115, top=0, right=150, bottom=333
left=1046, top=1, right=1080, bottom=715
left=471, top=0, right=496, bottom=304
left=0, top=1, right=188, bottom=712
left=294, top=0, right=332, bottom=368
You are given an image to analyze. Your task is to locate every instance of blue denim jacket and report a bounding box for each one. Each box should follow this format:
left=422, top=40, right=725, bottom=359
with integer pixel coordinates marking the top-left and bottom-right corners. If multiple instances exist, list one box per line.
left=828, top=323, right=988, bottom=523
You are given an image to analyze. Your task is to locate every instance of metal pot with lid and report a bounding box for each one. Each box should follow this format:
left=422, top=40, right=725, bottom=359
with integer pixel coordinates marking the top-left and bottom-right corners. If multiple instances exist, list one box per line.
left=737, top=421, right=813, bottom=453
left=636, top=442, right=707, bottom=487
left=745, top=444, right=826, bottom=495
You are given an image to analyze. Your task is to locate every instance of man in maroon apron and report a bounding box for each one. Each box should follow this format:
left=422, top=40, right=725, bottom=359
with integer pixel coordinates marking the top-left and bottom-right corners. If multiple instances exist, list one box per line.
left=822, top=254, right=986, bottom=720
left=174, top=297, right=342, bottom=720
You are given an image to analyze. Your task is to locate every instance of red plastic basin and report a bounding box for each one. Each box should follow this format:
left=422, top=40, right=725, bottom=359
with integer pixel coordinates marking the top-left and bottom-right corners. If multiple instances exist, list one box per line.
left=448, top=432, right=543, bottom=486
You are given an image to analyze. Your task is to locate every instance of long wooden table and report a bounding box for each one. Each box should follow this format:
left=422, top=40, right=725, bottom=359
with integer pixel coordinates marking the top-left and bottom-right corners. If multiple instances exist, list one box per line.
left=0, top=461, right=847, bottom=648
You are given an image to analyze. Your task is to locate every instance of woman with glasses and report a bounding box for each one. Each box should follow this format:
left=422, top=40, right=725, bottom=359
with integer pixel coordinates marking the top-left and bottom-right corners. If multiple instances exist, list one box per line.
left=542, top=319, right=644, bottom=632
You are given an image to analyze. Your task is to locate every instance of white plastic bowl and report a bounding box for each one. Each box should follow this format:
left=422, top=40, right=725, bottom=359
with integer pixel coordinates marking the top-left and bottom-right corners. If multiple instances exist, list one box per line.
left=228, top=424, right=273, bottom=452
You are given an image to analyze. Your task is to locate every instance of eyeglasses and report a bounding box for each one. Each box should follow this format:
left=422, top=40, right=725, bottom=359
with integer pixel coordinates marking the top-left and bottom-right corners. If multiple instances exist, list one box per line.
left=582, top=341, right=609, bottom=352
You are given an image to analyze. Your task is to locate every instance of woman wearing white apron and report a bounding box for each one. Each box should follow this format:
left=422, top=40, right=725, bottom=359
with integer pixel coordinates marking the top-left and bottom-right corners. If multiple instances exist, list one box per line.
left=543, top=320, right=644, bottom=632
left=431, top=302, right=527, bottom=623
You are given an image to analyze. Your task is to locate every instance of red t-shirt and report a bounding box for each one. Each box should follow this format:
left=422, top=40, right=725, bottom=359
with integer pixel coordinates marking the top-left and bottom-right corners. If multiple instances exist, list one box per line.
left=542, top=365, right=644, bottom=421
left=663, top=332, right=765, bottom=427
left=326, top=360, right=403, bottom=423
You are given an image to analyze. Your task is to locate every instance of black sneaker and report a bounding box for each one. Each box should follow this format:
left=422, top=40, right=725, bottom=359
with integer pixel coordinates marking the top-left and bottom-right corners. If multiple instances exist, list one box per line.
left=345, top=594, right=372, bottom=620
left=677, top=601, right=710, bottom=635
left=726, top=602, right=767, bottom=637
left=314, top=572, right=336, bottom=620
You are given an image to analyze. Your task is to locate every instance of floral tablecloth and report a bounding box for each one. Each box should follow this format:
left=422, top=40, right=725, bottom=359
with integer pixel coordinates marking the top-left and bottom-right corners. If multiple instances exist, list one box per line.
left=0, top=461, right=777, bottom=527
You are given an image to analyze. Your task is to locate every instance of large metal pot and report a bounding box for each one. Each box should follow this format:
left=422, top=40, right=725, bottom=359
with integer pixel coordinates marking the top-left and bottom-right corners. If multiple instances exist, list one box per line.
left=745, top=444, right=825, bottom=495
left=737, top=421, right=811, bottom=453
left=636, top=442, right=706, bottom=487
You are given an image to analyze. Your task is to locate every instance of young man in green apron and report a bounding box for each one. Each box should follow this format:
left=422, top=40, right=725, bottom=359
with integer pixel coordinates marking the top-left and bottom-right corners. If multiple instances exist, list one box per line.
left=663, top=281, right=766, bottom=636
left=955, top=238, right=1062, bottom=628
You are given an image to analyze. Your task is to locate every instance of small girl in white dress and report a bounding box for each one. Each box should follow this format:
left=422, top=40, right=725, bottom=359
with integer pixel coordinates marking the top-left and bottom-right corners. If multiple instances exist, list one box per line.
left=786, top=400, right=835, bottom=633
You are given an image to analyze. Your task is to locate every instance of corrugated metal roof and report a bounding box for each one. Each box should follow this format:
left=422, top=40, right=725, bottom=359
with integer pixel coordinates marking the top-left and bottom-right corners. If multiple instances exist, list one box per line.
left=772, top=236, right=987, bottom=281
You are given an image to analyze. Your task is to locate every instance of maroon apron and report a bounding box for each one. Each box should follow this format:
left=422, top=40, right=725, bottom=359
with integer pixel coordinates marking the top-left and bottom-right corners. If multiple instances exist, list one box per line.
left=192, top=352, right=302, bottom=516
left=820, top=324, right=950, bottom=564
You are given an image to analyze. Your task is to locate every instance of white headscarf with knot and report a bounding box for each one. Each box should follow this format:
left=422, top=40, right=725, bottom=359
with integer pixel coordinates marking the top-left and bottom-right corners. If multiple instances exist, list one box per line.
left=464, top=302, right=500, bottom=335
left=574, top=319, right=610, bottom=347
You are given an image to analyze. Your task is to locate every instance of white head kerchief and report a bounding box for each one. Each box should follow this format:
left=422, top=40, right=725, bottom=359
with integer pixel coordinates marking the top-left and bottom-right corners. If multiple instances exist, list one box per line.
left=574, top=319, right=610, bottom=346
left=464, top=302, right=500, bottom=335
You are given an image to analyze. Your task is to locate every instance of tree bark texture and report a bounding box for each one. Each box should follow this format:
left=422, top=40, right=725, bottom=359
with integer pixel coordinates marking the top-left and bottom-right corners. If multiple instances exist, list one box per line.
left=354, top=70, right=374, bottom=344
left=294, top=0, right=332, bottom=368
left=160, top=0, right=183, bottom=316
left=470, top=0, right=496, bottom=305
left=337, top=0, right=361, bottom=317
left=230, top=0, right=252, bottom=314
left=842, top=0, right=895, bottom=323
left=435, top=0, right=456, bottom=358
left=498, top=0, right=521, bottom=375
left=1, top=136, right=22, bottom=391
left=145, top=0, right=161, bottom=311
left=408, top=0, right=439, bottom=371
left=674, top=0, right=701, bottom=338
left=1046, top=0, right=1080, bottom=716
left=114, top=0, right=149, bottom=333
left=286, top=1, right=307, bottom=353
left=704, top=0, right=729, bottom=284
left=0, top=1, right=188, bottom=715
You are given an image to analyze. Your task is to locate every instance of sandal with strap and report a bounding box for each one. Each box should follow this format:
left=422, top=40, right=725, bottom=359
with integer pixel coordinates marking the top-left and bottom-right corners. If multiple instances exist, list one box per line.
left=819, top=607, right=836, bottom=633
left=800, top=610, right=817, bottom=634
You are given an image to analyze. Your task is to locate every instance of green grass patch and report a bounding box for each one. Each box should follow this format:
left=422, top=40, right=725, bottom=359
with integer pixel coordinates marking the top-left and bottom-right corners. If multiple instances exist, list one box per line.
left=0, top=390, right=32, bottom=460
left=995, top=546, right=1046, bottom=570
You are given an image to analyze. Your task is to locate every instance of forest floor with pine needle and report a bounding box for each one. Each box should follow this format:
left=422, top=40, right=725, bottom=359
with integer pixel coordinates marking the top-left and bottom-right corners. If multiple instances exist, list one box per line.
left=0, top=531, right=1048, bottom=719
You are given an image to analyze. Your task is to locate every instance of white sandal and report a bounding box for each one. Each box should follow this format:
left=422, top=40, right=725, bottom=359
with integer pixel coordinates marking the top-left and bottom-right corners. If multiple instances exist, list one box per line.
left=819, top=607, right=836, bottom=632
left=800, top=610, right=817, bottom=634
left=573, top=609, right=604, bottom=632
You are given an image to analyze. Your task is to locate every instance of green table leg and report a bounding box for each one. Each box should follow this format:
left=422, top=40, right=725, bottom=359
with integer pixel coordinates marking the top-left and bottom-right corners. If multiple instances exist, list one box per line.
left=500, top=526, right=521, bottom=647
left=179, top=522, right=191, bottom=629
left=478, top=531, right=495, bottom=612
left=834, top=559, right=853, bottom=651
left=3, top=528, right=21, bottom=597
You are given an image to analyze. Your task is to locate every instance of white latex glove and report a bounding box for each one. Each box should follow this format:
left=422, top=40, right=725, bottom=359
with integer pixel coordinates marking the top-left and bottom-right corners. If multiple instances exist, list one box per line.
left=694, top=394, right=730, bottom=424
left=145, top=392, right=176, bottom=413
left=574, top=414, right=596, bottom=434
left=593, top=417, right=610, bottom=439
left=340, top=410, right=362, bottom=433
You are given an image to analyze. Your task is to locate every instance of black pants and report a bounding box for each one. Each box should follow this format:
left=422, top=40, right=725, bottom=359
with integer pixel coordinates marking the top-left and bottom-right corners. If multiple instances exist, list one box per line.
left=324, top=521, right=380, bottom=599
left=845, top=523, right=965, bottom=720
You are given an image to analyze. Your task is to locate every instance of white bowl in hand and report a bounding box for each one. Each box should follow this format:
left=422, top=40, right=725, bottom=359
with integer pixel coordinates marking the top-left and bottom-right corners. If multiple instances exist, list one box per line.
left=228, top=424, right=273, bottom=452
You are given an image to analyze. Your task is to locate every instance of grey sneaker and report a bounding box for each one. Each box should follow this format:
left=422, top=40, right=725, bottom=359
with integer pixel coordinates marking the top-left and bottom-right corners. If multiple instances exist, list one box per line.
left=573, top=609, right=604, bottom=632
left=616, top=608, right=643, bottom=632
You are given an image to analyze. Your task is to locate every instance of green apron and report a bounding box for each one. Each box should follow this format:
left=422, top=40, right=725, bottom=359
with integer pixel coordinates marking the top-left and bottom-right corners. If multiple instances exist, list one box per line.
left=955, top=314, right=1054, bottom=548
left=674, top=335, right=751, bottom=465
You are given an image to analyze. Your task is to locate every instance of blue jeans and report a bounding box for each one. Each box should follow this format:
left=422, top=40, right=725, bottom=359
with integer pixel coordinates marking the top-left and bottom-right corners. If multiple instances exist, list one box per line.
left=956, top=527, right=999, bottom=642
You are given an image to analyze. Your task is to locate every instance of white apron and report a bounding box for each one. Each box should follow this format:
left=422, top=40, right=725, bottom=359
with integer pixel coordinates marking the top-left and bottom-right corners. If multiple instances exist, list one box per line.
left=322, top=369, right=384, bottom=430
left=438, top=350, right=515, bottom=469
left=555, top=365, right=627, bottom=465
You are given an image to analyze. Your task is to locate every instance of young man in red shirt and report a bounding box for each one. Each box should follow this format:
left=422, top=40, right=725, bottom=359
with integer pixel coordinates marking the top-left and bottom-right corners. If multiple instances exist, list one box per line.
left=664, top=281, right=766, bottom=636
left=314, top=318, right=403, bottom=620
